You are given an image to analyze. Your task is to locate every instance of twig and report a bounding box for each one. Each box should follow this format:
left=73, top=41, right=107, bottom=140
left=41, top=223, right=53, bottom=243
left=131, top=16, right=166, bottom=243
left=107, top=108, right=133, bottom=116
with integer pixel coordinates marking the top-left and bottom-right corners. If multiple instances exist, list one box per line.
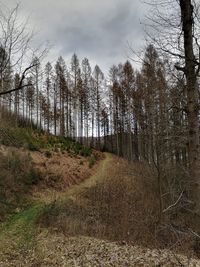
left=188, top=228, right=200, bottom=239
left=162, top=191, right=184, bottom=213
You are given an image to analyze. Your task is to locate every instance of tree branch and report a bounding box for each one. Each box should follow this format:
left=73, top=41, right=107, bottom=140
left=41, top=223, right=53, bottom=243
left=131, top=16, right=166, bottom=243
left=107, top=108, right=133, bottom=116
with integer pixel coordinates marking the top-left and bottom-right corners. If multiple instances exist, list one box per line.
left=162, top=191, right=184, bottom=213
left=0, top=64, right=37, bottom=96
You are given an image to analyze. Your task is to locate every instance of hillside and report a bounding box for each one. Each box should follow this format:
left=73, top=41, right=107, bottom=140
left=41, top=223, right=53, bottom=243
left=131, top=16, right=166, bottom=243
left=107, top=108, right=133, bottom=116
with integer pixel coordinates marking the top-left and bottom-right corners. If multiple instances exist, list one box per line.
left=0, top=120, right=200, bottom=266
left=0, top=118, right=101, bottom=220
left=1, top=0, right=200, bottom=266
left=0, top=148, right=200, bottom=266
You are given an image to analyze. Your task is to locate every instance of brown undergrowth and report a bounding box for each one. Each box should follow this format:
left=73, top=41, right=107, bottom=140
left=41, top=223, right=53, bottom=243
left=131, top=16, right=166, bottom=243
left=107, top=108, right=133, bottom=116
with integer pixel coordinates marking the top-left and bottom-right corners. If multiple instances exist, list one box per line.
left=0, top=147, right=41, bottom=221
left=39, top=156, right=159, bottom=244
left=0, top=144, right=102, bottom=222
left=39, top=155, right=200, bottom=259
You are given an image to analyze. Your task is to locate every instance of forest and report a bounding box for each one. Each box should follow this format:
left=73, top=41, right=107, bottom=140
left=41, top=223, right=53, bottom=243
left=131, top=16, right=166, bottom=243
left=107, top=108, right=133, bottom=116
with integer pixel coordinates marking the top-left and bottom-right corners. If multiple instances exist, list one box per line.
left=0, top=0, right=200, bottom=266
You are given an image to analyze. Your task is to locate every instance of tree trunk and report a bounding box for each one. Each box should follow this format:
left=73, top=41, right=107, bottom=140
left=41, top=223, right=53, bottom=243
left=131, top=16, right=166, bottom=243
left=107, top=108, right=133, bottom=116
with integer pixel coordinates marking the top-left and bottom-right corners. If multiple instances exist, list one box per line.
left=180, top=0, right=200, bottom=211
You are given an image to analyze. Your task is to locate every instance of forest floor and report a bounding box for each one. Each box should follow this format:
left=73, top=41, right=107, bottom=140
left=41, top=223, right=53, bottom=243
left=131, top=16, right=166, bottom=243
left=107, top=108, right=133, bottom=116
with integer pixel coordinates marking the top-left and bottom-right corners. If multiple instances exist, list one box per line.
left=0, top=151, right=200, bottom=266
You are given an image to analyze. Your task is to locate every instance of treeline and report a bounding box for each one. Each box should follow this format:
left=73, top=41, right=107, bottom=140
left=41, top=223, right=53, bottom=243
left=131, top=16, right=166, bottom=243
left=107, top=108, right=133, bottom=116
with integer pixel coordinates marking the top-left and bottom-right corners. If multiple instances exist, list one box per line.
left=0, top=44, right=190, bottom=168
left=2, top=41, right=195, bottom=219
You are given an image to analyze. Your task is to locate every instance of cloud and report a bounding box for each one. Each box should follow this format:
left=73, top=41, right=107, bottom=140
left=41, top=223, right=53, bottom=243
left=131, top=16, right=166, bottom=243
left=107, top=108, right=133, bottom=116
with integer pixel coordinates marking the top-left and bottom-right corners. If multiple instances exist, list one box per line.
left=4, top=0, right=147, bottom=72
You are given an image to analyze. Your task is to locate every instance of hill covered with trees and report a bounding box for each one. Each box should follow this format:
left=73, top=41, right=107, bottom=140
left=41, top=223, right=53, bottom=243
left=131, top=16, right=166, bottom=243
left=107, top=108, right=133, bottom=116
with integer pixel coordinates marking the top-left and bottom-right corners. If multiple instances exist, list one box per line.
left=1, top=0, right=200, bottom=266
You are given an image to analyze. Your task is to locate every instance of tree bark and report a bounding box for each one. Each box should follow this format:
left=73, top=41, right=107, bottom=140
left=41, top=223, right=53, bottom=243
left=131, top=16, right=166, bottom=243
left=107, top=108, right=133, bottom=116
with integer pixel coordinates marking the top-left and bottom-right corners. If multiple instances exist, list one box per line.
left=180, top=0, right=200, bottom=211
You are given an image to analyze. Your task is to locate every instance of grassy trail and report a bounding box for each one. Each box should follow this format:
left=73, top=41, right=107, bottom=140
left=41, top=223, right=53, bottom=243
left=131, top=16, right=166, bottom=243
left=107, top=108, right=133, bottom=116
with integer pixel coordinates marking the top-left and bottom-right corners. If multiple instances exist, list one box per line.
left=0, top=153, right=113, bottom=252
left=66, top=152, right=112, bottom=197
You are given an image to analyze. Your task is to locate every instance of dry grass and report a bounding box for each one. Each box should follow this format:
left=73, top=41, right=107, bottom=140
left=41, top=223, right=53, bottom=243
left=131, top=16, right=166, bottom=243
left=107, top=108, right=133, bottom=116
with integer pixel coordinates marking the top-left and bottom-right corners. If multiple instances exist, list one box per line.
left=1, top=152, right=200, bottom=265
left=39, top=155, right=200, bottom=258
left=0, top=147, right=42, bottom=221
left=39, top=156, right=160, bottom=247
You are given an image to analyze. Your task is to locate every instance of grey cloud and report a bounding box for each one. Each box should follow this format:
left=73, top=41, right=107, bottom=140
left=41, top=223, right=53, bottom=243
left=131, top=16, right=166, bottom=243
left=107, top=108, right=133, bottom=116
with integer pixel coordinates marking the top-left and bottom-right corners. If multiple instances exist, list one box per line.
left=5, top=0, right=148, bottom=71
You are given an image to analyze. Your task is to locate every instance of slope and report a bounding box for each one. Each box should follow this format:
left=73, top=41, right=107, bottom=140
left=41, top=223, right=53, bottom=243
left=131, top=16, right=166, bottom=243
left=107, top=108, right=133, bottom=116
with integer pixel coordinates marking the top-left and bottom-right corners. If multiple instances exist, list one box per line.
left=0, top=152, right=200, bottom=266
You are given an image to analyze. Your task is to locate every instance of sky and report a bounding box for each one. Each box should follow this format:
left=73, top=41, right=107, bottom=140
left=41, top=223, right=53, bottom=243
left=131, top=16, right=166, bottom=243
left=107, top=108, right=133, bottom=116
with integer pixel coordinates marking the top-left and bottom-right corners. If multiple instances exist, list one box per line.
left=4, top=0, right=148, bottom=73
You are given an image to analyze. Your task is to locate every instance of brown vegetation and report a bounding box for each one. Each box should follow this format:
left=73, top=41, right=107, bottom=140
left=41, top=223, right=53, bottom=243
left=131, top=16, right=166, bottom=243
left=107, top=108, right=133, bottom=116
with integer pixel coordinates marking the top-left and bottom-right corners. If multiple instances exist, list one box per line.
left=0, top=144, right=101, bottom=222
left=39, top=154, right=200, bottom=258
left=0, top=147, right=41, bottom=221
left=30, top=148, right=102, bottom=190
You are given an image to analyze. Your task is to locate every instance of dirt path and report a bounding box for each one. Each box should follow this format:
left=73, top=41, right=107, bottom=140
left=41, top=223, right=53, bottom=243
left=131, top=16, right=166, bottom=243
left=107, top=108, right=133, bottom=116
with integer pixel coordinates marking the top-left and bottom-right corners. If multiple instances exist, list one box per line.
left=65, top=152, right=112, bottom=197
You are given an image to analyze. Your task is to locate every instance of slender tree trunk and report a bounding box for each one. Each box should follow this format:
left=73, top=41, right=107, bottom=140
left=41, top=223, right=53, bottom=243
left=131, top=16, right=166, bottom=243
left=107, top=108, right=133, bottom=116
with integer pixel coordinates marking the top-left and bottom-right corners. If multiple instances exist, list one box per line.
left=54, top=84, right=57, bottom=136
left=91, top=112, right=94, bottom=147
left=36, top=67, right=39, bottom=127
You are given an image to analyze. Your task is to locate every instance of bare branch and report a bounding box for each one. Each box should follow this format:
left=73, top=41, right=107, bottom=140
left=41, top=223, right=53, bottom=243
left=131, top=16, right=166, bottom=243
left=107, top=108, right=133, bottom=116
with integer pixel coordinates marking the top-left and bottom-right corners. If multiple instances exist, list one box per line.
left=162, top=191, right=184, bottom=213
left=0, top=63, right=37, bottom=96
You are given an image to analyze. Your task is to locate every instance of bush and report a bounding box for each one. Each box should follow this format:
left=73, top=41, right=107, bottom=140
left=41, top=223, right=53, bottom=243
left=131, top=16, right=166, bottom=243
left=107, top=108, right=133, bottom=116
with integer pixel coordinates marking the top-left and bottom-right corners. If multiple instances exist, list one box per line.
left=0, top=149, right=41, bottom=220
left=79, top=146, right=91, bottom=157
left=88, top=155, right=95, bottom=168
left=27, top=168, right=41, bottom=185
left=44, top=151, right=52, bottom=158
left=27, top=141, right=39, bottom=151
left=7, top=152, right=21, bottom=172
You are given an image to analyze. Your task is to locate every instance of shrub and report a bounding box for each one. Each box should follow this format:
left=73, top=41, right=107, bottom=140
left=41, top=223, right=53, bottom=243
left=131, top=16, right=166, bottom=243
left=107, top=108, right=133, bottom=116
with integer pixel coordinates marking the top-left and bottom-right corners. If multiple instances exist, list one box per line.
left=27, top=168, right=41, bottom=185
left=88, top=155, right=95, bottom=168
left=26, top=141, right=39, bottom=151
left=44, top=151, right=52, bottom=158
left=79, top=146, right=91, bottom=157
left=7, top=152, right=21, bottom=172
left=0, top=149, right=41, bottom=220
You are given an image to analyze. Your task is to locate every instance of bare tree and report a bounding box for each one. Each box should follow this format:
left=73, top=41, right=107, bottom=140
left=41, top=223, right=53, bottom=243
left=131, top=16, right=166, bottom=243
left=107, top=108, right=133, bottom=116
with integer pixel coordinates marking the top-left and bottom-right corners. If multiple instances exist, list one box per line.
left=0, top=4, right=46, bottom=99
left=143, top=0, right=200, bottom=212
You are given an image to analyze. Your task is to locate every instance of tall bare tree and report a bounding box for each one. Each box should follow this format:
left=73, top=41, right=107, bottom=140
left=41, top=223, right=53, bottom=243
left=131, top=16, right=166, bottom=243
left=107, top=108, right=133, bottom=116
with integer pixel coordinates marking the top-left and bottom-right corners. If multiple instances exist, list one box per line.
left=144, top=0, right=200, bottom=212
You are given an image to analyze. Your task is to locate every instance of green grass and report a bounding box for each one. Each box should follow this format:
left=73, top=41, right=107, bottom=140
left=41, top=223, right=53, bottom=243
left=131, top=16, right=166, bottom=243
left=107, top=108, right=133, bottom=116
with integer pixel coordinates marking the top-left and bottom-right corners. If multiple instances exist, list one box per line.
left=0, top=201, right=45, bottom=251
left=4, top=204, right=42, bottom=234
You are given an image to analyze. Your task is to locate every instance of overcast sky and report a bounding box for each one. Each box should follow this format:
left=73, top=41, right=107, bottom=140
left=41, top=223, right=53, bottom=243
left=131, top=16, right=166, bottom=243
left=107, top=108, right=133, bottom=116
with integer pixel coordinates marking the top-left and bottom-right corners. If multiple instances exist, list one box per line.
left=4, top=0, right=147, bottom=73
